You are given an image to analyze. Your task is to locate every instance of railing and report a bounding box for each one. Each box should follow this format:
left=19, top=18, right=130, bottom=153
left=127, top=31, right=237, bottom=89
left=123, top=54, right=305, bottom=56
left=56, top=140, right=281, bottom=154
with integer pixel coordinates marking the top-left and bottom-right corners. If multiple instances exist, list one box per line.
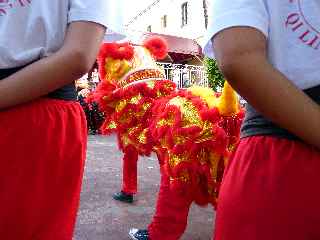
left=157, top=62, right=209, bottom=89
left=78, top=63, right=209, bottom=90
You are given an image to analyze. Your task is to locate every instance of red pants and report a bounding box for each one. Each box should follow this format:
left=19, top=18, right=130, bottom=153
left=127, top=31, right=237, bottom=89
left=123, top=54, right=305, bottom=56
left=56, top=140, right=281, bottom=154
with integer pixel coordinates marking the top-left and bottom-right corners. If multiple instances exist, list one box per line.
left=121, top=146, right=138, bottom=194
left=0, top=99, right=87, bottom=240
left=121, top=147, right=193, bottom=240
left=214, top=136, right=320, bottom=240
left=148, top=165, right=193, bottom=240
left=121, top=148, right=167, bottom=195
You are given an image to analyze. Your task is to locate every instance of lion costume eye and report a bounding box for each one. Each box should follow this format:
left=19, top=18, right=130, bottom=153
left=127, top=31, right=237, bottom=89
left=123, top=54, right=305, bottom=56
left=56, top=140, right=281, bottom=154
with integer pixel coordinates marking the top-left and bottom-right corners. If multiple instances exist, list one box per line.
left=104, top=57, right=132, bottom=83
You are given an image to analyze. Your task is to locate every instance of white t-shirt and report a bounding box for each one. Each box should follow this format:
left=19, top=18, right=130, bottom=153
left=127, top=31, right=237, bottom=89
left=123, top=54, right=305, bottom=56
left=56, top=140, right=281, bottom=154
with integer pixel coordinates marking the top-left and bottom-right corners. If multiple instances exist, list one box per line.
left=203, top=0, right=320, bottom=90
left=0, top=0, right=125, bottom=69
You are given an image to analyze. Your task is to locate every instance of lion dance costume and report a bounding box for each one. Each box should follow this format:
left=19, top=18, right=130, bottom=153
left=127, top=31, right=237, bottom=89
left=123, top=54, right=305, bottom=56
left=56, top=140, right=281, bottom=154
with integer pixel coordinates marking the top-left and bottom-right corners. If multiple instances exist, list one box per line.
left=93, top=37, right=244, bottom=240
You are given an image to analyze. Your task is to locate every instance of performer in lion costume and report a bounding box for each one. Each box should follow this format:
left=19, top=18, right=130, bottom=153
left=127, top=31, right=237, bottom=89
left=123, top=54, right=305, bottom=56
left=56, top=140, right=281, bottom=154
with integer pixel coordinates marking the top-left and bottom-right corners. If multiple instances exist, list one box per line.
left=93, top=36, right=244, bottom=240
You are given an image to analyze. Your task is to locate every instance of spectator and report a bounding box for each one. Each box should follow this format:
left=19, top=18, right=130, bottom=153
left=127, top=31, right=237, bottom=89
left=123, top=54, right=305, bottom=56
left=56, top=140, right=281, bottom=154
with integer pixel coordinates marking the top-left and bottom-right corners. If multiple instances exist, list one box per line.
left=203, top=0, right=320, bottom=239
left=0, top=0, right=123, bottom=239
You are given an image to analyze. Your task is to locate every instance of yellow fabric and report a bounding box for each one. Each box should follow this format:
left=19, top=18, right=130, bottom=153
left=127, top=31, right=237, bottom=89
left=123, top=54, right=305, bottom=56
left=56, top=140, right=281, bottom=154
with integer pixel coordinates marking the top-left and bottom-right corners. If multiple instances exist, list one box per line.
left=217, top=81, right=240, bottom=116
left=188, top=81, right=240, bottom=116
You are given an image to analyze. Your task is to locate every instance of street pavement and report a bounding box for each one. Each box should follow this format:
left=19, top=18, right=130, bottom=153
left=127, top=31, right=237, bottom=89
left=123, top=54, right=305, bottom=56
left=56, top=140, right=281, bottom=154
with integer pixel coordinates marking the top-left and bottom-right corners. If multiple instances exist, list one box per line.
left=74, top=134, right=215, bottom=240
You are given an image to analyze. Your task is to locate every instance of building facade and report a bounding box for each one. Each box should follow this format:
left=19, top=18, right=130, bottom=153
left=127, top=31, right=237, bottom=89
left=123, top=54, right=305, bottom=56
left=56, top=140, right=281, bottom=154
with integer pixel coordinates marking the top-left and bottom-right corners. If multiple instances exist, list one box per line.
left=126, top=0, right=209, bottom=43
left=125, top=0, right=211, bottom=88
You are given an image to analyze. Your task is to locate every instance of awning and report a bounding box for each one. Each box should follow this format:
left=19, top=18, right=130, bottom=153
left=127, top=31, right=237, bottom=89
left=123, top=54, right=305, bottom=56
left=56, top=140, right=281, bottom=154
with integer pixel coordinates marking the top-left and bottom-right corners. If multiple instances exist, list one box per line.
left=106, top=31, right=204, bottom=63
left=141, top=32, right=204, bottom=63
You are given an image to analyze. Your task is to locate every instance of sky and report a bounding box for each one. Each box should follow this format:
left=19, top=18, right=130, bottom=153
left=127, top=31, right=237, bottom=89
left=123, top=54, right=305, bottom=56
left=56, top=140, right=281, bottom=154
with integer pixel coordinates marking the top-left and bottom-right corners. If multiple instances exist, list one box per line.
left=123, top=0, right=156, bottom=23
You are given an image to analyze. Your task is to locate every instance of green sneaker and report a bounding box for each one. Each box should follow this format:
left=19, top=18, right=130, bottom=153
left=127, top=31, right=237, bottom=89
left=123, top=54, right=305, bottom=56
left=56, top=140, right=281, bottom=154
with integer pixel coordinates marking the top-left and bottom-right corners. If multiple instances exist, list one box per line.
left=113, top=191, right=134, bottom=203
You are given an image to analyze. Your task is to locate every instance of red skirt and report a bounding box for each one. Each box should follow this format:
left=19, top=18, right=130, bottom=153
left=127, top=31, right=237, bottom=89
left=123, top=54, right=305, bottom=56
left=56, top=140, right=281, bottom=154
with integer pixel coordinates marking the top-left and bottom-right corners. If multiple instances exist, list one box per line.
left=0, top=98, right=87, bottom=240
left=214, top=136, right=320, bottom=240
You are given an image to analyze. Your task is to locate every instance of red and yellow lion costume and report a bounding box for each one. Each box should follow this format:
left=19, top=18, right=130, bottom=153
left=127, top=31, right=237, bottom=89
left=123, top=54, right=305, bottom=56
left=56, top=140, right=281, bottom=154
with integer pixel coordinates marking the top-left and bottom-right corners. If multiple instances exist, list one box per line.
left=93, top=37, right=244, bottom=207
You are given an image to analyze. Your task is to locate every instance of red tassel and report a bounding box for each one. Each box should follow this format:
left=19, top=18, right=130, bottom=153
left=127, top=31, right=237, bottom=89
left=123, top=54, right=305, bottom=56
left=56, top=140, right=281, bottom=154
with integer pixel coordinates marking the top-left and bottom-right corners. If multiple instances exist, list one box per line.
left=200, top=108, right=220, bottom=122
left=143, top=36, right=169, bottom=60
left=97, top=42, right=134, bottom=80
left=99, top=42, right=134, bottom=61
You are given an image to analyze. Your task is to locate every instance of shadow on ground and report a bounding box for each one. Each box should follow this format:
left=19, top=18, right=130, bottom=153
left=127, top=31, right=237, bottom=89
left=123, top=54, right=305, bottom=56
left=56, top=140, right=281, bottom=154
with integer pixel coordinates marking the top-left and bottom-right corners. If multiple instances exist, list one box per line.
left=74, top=135, right=215, bottom=240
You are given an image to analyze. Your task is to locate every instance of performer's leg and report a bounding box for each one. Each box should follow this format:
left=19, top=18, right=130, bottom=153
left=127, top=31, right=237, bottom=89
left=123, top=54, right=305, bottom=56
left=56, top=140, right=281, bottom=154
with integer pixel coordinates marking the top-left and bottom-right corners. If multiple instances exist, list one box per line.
left=114, top=145, right=138, bottom=203
left=130, top=163, right=193, bottom=240
left=148, top=165, right=193, bottom=240
left=214, top=137, right=320, bottom=240
left=0, top=99, right=87, bottom=240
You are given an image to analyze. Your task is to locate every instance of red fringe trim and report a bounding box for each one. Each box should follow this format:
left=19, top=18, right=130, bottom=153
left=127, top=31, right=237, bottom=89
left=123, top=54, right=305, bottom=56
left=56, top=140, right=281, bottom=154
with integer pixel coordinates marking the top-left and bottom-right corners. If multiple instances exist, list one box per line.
left=143, top=36, right=169, bottom=60
left=92, top=74, right=245, bottom=207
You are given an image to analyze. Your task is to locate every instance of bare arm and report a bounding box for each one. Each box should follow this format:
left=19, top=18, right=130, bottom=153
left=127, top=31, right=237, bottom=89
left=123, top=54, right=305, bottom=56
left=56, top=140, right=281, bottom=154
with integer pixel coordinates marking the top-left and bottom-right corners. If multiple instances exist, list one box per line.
left=0, top=21, right=106, bottom=109
left=212, top=27, right=320, bottom=149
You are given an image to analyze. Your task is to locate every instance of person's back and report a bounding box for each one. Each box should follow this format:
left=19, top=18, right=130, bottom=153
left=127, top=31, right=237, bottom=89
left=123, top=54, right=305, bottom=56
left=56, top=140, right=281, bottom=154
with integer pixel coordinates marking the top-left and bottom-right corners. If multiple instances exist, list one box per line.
left=204, top=0, right=320, bottom=239
left=0, top=1, right=123, bottom=239
left=263, top=0, right=320, bottom=90
left=1, top=1, right=71, bottom=68
left=205, top=0, right=320, bottom=89
left=221, top=0, right=320, bottom=139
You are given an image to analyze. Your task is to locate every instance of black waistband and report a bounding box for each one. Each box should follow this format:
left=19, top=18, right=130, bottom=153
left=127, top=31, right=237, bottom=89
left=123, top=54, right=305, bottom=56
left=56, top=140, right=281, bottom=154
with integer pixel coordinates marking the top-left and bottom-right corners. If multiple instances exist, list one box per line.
left=241, top=85, right=320, bottom=140
left=304, top=85, right=320, bottom=103
left=0, top=65, right=77, bottom=101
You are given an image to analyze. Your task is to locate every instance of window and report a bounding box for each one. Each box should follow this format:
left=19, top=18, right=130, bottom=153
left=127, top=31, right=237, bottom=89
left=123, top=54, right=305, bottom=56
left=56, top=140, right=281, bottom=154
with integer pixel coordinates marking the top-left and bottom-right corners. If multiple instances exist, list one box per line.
left=181, top=2, right=188, bottom=27
left=161, top=15, right=167, bottom=28
left=147, top=25, right=152, bottom=32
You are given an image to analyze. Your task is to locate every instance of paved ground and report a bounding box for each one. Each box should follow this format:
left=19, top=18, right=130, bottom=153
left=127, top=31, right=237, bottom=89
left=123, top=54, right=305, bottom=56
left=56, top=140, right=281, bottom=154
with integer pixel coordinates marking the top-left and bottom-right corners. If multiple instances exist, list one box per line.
left=74, top=135, right=215, bottom=240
